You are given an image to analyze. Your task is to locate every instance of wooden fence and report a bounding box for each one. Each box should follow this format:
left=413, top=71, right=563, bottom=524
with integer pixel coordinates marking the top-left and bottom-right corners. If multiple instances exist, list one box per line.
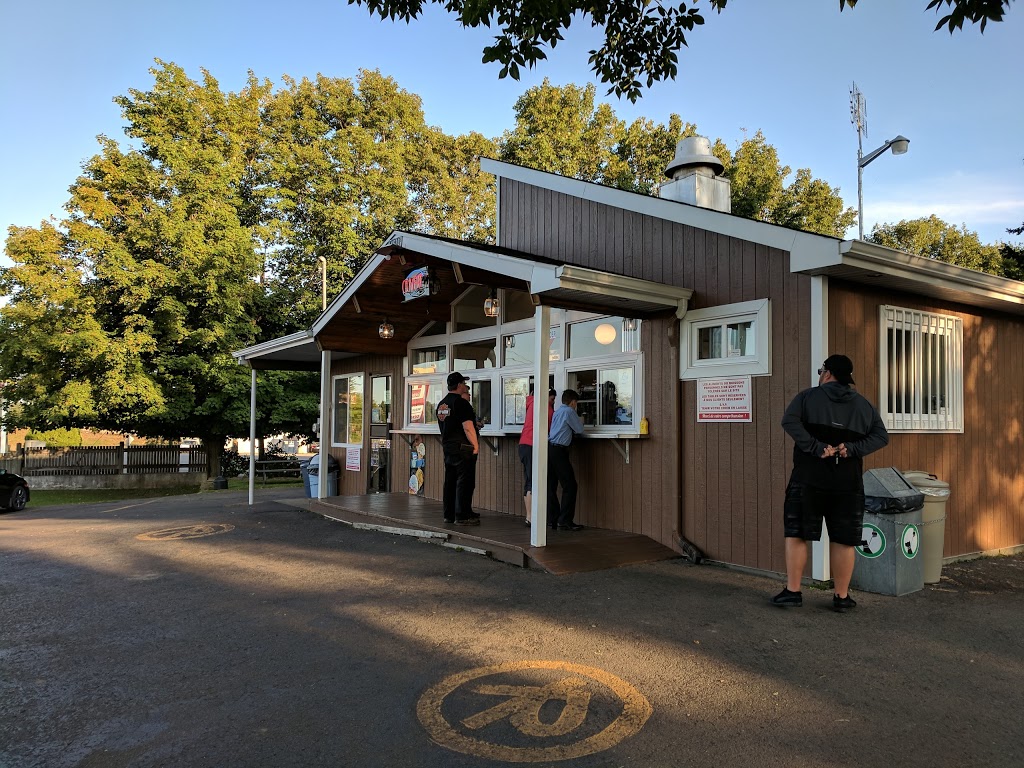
left=0, top=444, right=208, bottom=476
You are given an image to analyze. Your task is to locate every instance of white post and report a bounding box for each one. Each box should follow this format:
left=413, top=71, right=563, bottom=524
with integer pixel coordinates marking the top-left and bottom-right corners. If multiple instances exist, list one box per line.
left=0, top=398, right=7, bottom=455
left=318, top=350, right=332, bottom=499
left=248, top=368, right=257, bottom=506
left=810, top=276, right=831, bottom=581
left=530, top=304, right=551, bottom=547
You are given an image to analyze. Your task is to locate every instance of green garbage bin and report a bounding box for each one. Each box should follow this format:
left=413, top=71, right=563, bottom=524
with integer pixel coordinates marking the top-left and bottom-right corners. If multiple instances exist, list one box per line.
left=850, top=468, right=925, bottom=597
left=902, top=471, right=950, bottom=584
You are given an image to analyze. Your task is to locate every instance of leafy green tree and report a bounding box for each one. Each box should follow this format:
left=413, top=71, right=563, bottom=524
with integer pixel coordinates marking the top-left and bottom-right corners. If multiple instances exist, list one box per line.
left=348, top=1, right=1012, bottom=101
left=414, top=130, right=498, bottom=242
left=1, top=63, right=498, bottom=470
left=717, top=131, right=856, bottom=237
left=499, top=80, right=624, bottom=183
left=869, top=215, right=1004, bottom=275
left=499, top=84, right=854, bottom=237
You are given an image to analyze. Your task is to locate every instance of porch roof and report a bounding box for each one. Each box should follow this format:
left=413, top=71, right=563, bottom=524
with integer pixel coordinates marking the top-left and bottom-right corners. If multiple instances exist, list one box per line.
left=234, top=230, right=692, bottom=370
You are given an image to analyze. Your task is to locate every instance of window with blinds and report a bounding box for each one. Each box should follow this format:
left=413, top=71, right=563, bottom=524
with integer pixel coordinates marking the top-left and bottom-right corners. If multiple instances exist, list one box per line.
left=880, top=306, right=963, bottom=432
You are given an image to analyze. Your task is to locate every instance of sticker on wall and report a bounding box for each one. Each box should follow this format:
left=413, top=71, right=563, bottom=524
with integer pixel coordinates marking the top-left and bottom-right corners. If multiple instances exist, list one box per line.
left=409, top=435, right=426, bottom=496
left=857, top=523, right=886, bottom=558
left=901, top=524, right=920, bottom=559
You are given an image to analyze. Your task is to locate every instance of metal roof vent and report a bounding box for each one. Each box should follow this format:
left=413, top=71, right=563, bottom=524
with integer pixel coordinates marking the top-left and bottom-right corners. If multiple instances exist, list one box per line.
left=659, top=136, right=731, bottom=213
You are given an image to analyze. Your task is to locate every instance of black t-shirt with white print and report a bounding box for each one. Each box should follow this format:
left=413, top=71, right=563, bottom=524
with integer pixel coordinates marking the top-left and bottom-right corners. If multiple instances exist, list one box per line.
left=436, top=392, right=476, bottom=449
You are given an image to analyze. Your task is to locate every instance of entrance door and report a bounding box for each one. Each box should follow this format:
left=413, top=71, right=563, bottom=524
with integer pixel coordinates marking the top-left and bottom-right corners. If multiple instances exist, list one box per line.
left=368, top=375, right=392, bottom=493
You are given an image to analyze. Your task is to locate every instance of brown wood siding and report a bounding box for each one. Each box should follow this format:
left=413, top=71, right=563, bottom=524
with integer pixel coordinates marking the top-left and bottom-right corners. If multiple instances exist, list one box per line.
left=829, top=280, right=1024, bottom=558
left=499, top=179, right=810, bottom=571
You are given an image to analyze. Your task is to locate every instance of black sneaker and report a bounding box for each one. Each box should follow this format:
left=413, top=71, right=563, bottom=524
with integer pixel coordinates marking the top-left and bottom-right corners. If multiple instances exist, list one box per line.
left=443, top=518, right=455, bottom=524
left=833, top=594, right=857, bottom=613
left=558, top=524, right=584, bottom=531
left=455, top=518, right=480, bottom=526
left=770, top=588, right=803, bottom=607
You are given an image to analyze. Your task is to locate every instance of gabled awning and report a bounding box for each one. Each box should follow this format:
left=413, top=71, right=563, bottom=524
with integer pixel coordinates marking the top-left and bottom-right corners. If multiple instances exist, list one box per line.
left=233, top=230, right=692, bottom=370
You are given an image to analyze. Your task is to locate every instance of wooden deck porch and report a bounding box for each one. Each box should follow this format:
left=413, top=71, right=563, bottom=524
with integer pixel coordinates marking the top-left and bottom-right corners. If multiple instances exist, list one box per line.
left=305, top=493, right=679, bottom=575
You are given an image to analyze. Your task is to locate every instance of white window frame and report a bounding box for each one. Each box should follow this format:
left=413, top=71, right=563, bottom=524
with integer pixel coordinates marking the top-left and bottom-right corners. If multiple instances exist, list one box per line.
left=331, top=373, right=365, bottom=448
left=564, top=353, right=644, bottom=434
left=403, top=304, right=644, bottom=434
left=680, top=299, right=771, bottom=380
left=879, top=305, right=963, bottom=433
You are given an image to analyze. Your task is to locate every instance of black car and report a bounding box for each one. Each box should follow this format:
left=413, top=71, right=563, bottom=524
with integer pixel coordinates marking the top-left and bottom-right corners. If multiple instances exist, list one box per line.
left=1, top=470, right=29, bottom=512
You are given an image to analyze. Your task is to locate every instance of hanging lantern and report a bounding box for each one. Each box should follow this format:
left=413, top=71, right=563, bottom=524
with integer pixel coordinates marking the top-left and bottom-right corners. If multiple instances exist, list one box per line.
left=623, top=318, right=638, bottom=332
left=483, top=288, right=500, bottom=318
left=379, top=318, right=395, bottom=339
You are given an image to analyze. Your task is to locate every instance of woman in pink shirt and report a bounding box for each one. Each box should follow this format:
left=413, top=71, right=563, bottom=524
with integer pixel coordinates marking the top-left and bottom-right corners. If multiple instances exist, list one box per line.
left=519, top=386, right=557, bottom=526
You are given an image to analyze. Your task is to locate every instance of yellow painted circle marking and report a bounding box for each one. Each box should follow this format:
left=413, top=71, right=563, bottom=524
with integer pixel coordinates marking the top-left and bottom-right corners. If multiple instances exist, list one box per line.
left=417, top=660, right=652, bottom=763
left=136, top=523, right=235, bottom=541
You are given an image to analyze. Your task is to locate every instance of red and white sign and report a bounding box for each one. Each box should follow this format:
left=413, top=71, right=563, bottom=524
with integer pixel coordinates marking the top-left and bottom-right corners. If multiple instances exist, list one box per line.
left=697, top=376, right=752, bottom=423
left=345, top=447, right=361, bottom=472
left=410, top=382, right=429, bottom=424
left=402, top=267, right=434, bottom=301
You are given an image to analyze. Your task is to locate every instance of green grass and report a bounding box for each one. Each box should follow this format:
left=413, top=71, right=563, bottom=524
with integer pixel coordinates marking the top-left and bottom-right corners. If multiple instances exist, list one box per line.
left=26, top=487, right=200, bottom=508
left=22, top=475, right=305, bottom=508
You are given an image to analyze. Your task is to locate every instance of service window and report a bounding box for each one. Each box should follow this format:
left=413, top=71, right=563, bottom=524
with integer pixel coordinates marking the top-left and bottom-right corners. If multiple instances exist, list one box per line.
left=502, top=376, right=530, bottom=427
left=567, top=366, right=635, bottom=428
left=471, top=379, right=493, bottom=427
left=407, top=380, right=443, bottom=427
left=332, top=374, right=364, bottom=447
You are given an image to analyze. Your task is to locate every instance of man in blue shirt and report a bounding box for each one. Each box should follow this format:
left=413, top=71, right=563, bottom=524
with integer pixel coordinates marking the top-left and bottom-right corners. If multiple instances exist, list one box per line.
left=547, top=389, right=586, bottom=531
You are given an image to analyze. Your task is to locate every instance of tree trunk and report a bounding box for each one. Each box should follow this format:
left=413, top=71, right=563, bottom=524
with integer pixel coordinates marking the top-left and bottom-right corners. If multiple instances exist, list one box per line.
left=202, top=435, right=226, bottom=478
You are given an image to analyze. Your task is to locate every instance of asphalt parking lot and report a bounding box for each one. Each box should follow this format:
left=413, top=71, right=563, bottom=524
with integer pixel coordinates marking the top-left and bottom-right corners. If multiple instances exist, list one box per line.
left=2, top=489, right=1022, bottom=767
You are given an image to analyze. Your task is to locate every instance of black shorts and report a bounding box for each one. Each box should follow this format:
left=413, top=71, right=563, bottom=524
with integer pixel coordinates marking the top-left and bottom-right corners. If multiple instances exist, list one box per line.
left=518, top=443, right=532, bottom=494
left=783, top=479, right=865, bottom=547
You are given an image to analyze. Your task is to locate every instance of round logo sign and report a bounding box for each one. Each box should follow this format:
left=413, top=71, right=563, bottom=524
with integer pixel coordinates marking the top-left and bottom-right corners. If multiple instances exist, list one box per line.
left=857, top=523, right=886, bottom=558
left=417, top=660, right=652, bottom=763
left=901, top=524, right=920, bottom=559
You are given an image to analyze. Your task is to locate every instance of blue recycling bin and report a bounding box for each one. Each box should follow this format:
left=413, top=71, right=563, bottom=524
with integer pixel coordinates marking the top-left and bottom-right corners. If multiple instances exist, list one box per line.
left=306, top=454, right=339, bottom=498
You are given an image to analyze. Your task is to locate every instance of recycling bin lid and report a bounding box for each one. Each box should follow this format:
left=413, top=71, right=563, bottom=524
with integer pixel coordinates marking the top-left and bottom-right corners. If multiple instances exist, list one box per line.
left=900, top=470, right=950, bottom=494
left=308, top=453, right=340, bottom=469
left=863, top=468, right=925, bottom=513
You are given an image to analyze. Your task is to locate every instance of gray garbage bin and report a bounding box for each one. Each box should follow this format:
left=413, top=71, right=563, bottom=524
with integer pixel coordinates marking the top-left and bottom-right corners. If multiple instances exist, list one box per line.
left=850, top=468, right=925, bottom=596
left=307, top=454, right=339, bottom=498
left=300, top=459, right=312, bottom=498
left=902, top=471, right=951, bottom=584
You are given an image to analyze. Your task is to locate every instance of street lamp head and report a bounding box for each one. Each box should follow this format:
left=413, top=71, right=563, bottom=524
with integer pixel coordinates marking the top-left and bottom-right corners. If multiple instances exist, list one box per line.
left=890, top=135, right=910, bottom=155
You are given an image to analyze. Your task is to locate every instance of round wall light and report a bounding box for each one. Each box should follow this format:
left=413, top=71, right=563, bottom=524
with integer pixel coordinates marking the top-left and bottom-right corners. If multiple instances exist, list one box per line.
left=594, top=323, right=617, bottom=345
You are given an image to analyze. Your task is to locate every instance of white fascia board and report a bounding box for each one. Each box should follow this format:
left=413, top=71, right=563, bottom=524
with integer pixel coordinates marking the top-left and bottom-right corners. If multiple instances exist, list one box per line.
left=840, top=240, right=1024, bottom=308
left=556, top=265, right=693, bottom=307
left=310, top=253, right=389, bottom=337
left=380, top=232, right=537, bottom=284
left=233, top=330, right=314, bottom=364
left=480, top=157, right=840, bottom=261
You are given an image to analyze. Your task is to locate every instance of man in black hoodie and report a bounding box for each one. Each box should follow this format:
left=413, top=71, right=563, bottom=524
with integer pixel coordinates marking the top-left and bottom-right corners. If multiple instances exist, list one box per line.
left=772, top=354, right=889, bottom=612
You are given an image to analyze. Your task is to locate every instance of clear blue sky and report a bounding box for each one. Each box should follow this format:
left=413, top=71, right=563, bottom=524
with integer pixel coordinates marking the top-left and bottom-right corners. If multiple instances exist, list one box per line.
left=1, top=0, right=1021, bottom=273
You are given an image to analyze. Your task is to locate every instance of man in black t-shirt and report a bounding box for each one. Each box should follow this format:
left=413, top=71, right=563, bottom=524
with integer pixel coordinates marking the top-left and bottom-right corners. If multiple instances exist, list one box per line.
left=771, top=354, right=889, bottom=613
left=436, top=372, right=481, bottom=525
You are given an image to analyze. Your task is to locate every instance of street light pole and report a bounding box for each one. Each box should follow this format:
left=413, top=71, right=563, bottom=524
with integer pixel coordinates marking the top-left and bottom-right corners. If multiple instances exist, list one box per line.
left=851, top=82, right=909, bottom=240
left=317, top=256, right=327, bottom=311
left=857, top=135, right=911, bottom=240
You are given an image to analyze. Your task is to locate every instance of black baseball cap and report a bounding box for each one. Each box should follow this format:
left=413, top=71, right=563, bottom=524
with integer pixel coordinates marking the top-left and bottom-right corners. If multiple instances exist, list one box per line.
left=823, top=354, right=855, bottom=385
left=548, top=388, right=557, bottom=397
left=447, top=372, right=470, bottom=389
